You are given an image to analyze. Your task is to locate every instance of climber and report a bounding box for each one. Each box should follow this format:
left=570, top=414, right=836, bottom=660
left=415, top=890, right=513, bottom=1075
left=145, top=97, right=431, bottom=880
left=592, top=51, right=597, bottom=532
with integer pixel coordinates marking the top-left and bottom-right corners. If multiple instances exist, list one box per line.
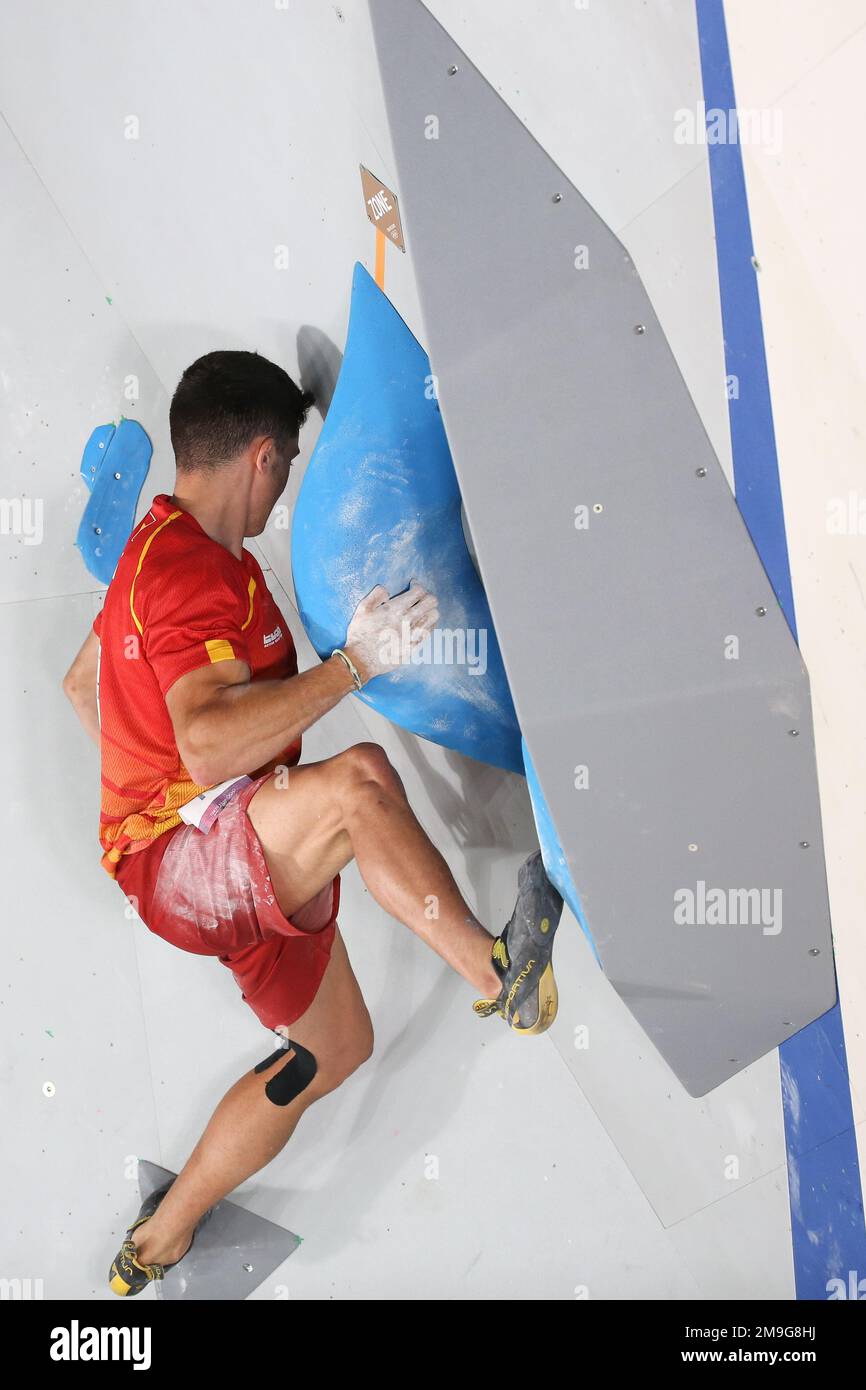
left=62, top=349, right=563, bottom=1296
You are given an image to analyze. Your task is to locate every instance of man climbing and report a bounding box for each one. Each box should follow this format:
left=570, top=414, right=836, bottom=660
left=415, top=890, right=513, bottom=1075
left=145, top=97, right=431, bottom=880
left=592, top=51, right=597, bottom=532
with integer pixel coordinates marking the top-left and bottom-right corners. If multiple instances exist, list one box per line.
left=62, top=350, right=563, bottom=1297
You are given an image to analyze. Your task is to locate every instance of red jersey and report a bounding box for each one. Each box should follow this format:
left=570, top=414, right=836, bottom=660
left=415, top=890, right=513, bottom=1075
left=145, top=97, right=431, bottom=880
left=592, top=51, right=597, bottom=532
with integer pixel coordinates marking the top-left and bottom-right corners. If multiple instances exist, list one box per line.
left=93, top=494, right=301, bottom=876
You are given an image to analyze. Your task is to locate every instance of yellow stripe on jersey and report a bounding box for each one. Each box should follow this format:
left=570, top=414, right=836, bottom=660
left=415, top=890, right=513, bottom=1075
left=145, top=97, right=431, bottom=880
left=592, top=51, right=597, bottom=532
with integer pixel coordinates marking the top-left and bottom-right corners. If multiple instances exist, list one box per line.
left=129, top=510, right=183, bottom=635
left=241, top=576, right=256, bottom=631
left=205, top=638, right=236, bottom=664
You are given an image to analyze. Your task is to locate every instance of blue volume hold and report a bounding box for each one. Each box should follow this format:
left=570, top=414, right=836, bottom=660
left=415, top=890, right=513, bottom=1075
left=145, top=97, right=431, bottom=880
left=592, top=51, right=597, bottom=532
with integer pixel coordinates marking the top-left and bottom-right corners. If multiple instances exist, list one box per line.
left=291, top=262, right=523, bottom=774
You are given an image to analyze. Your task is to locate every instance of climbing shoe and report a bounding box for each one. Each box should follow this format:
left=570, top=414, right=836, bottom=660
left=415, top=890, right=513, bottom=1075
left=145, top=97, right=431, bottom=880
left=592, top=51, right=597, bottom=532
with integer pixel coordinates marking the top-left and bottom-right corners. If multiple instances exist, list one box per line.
left=108, top=1182, right=194, bottom=1297
left=473, top=850, right=564, bottom=1035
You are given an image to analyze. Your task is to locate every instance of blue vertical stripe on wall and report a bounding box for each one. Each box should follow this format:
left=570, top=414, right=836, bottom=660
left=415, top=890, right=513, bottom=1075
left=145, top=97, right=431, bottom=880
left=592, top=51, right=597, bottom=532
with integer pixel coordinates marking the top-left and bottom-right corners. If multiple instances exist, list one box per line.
left=695, top=0, right=866, bottom=1300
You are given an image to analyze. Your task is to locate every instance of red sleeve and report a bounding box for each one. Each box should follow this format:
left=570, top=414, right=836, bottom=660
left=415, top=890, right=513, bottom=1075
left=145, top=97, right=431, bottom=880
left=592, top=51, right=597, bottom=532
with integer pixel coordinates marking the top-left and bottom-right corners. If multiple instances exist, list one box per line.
left=92, top=608, right=103, bottom=638
left=138, top=550, right=253, bottom=695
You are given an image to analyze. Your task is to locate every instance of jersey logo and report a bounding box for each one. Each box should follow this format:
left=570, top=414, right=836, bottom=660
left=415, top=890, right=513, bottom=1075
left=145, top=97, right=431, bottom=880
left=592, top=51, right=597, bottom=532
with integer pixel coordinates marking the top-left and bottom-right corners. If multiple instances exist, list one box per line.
left=263, top=624, right=284, bottom=648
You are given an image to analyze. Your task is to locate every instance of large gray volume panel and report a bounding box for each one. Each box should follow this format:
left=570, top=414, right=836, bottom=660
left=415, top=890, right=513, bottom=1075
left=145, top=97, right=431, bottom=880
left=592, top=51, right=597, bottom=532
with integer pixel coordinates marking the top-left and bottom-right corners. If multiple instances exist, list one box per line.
left=369, top=0, right=835, bottom=1096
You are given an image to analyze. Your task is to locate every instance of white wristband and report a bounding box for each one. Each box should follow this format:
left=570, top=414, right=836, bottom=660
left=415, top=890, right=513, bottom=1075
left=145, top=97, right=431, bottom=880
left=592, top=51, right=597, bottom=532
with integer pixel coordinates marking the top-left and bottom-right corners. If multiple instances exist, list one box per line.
left=331, top=647, right=363, bottom=690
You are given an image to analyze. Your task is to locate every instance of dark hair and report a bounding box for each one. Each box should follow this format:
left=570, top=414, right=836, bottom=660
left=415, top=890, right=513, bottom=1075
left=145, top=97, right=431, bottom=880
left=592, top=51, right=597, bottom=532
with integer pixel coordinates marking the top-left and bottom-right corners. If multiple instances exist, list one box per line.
left=169, top=350, right=315, bottom=471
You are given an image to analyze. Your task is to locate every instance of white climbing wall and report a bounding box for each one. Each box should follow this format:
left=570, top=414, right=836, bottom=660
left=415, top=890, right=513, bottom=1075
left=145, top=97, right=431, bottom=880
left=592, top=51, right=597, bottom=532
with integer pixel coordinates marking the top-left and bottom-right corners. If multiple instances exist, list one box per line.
left=0, top=0, right=862, bottom=1298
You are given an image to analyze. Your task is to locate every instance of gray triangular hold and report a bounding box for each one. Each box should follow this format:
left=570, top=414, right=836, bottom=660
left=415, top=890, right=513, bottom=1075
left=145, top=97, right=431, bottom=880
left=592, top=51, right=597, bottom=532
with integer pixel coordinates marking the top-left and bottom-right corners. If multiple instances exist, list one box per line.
left=138, top=1160, right=301, bottom=1301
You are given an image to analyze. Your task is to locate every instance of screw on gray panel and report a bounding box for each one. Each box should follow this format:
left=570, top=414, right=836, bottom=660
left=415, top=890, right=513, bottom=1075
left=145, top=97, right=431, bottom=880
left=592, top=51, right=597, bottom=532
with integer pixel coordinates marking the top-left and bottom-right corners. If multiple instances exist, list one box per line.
left=688, top=843, right=699, bottom=852
left=447, top=64, right=458, bottom=75
left=634, top=324, right=646, bottom=335
left=592, top=503, right=603, bottom=513
left=782, top=1021, right=792, bottom=1027
left=788, top=729, right=800, bottom=737
left=755, top=606, right=767, bottom=616
left=799, top=841, right=810, bottom=848
left=243, top=1264, right=254, bottom=1273
left=695, top=467, right=707, bottom=477
left=552, top=193, right=563, bottom=203
left=809, top=948, right=821, bottom=957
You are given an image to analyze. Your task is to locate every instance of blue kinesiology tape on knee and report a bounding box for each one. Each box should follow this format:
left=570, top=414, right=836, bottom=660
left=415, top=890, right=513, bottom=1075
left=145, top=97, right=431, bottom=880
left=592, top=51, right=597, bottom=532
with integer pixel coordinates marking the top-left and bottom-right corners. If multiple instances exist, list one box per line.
left=254, top=1041, right=317, bottom=1106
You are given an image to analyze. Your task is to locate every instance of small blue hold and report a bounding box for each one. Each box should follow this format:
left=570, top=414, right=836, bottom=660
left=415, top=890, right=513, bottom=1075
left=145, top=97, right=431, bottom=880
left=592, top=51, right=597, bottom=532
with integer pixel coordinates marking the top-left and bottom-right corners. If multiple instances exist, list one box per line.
left=76, top=419, right=152, bottom=585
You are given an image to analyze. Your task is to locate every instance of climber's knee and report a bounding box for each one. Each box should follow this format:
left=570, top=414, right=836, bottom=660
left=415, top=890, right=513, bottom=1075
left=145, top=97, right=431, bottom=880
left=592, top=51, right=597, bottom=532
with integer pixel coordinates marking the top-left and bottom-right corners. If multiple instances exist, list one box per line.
left=254, top=1039, right=318, bottom=1106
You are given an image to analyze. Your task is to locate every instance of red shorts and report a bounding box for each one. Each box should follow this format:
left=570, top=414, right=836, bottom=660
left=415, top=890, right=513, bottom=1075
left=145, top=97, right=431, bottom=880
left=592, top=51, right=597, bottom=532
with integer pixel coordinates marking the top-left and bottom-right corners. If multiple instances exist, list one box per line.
left=115, top=774, right=340, bottom=1031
